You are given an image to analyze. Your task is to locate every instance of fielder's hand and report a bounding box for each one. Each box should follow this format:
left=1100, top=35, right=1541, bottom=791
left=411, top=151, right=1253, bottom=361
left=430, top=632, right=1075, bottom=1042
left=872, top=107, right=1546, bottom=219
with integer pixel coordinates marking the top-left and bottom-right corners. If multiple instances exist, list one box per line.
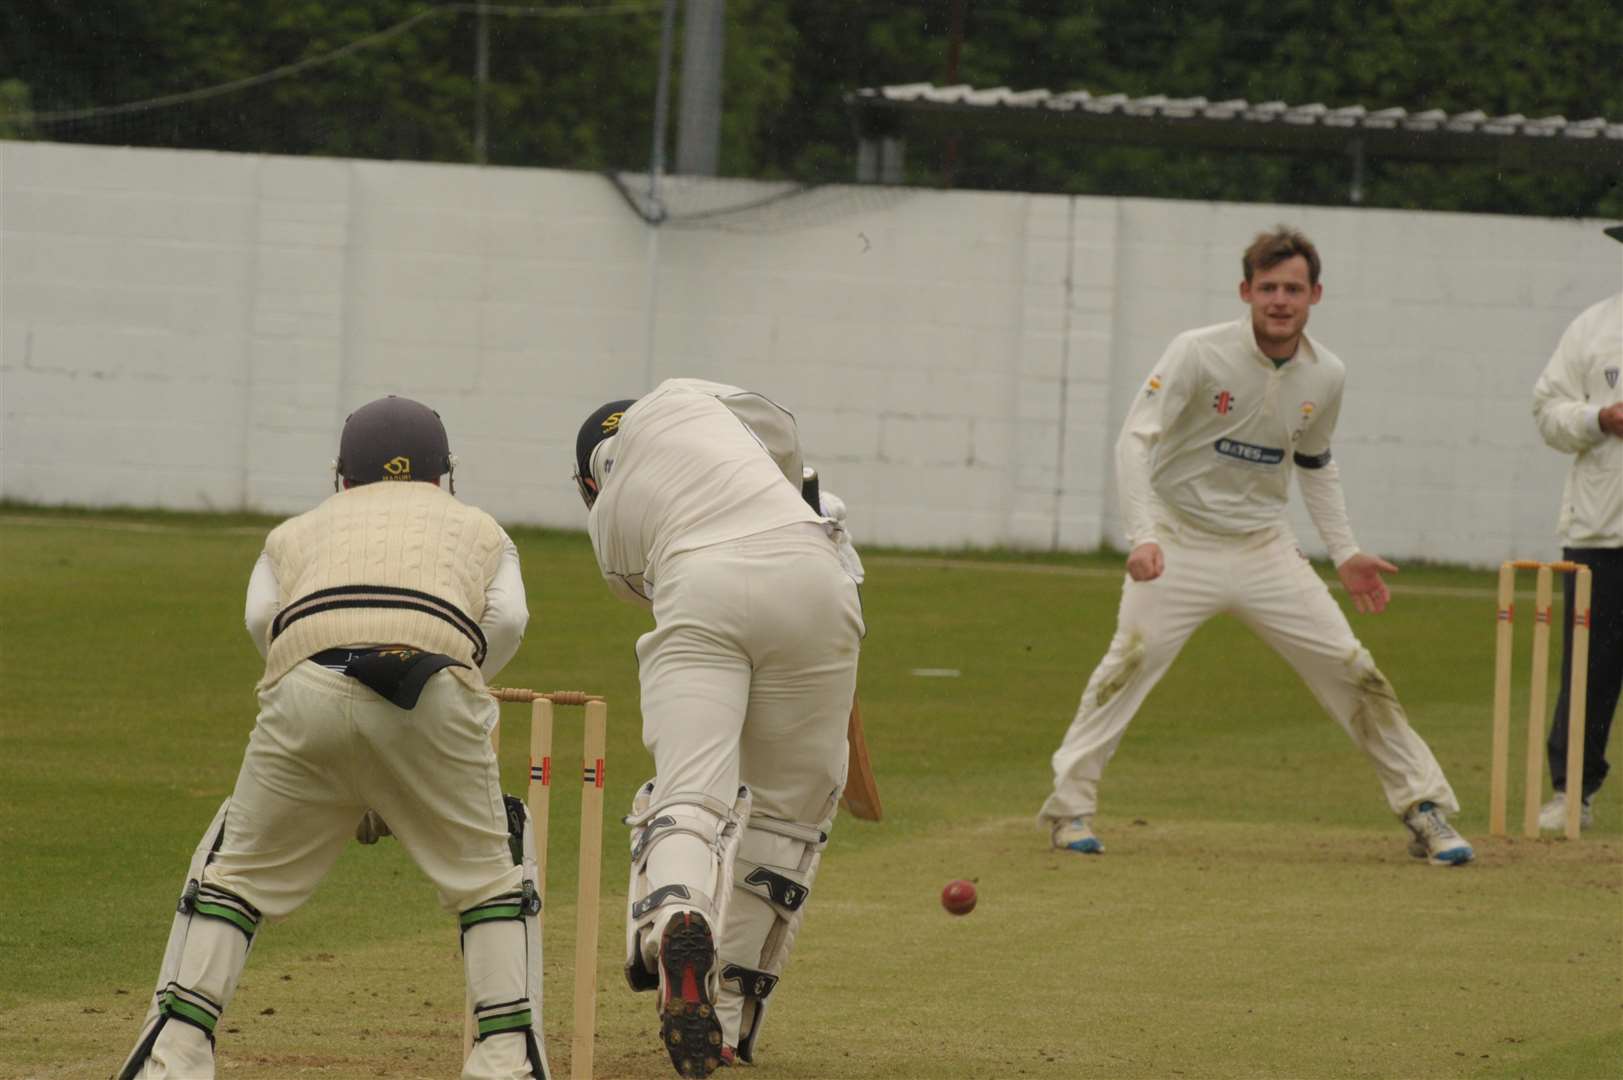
left=1126, top=542, right=1164, bottom=582
left=1599, top=402, right=1623, bottom=438
left=1337, top=552, right=1397, bottom=614
left=355, top=809, right=392, bottom=845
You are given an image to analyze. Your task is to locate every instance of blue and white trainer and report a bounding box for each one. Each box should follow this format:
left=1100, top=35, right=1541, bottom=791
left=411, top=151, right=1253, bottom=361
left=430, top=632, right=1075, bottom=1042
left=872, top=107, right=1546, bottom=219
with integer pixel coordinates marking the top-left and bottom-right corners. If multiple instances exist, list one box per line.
left=1050, top=815, right=1104, bottom=854
left=1403, top=801, right=1474, bottom=866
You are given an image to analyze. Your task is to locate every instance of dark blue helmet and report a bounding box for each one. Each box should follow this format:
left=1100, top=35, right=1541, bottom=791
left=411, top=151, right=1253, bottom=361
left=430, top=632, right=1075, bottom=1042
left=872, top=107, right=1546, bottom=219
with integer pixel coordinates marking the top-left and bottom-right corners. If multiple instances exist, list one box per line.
left=574, top=399, right=636, bottom=507
left=337, top=396, right=452, bottom=490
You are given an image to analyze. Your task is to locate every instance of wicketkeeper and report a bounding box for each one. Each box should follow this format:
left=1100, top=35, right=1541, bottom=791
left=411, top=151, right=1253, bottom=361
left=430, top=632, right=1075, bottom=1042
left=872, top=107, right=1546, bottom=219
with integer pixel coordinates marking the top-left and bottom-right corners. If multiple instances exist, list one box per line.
left=572, top=378, right=864, bottom=1077
left=115, top=396, right=549, bottom=1080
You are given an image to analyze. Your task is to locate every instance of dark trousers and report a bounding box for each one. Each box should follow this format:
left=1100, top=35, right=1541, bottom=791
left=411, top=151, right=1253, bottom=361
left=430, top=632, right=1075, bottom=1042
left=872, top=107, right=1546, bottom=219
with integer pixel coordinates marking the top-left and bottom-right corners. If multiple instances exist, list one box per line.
left=1548, top=547, right=1623, bottom=798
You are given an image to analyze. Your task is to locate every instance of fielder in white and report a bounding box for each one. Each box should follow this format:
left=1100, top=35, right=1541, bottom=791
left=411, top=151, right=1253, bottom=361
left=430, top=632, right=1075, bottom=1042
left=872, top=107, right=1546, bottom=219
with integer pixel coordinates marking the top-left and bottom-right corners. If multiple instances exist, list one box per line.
left=1528, top=222, right=1623, bottom=831
left=572, top=379, right=864, bottom=1077
left=1039, top=227, right=1474, bottom=867
left=116, top=397, right=550, bottom=1080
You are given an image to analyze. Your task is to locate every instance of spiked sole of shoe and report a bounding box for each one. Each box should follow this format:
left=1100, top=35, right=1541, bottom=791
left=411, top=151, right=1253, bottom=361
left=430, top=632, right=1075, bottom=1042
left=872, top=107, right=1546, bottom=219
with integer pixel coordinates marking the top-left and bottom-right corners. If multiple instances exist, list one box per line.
left=659, top=912, right=723, bottom=1078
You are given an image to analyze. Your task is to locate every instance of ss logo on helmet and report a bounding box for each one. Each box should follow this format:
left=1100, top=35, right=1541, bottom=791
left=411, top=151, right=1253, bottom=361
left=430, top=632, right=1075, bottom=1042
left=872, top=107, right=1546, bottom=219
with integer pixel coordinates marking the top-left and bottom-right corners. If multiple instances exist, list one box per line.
left=601, top=411, right=625, bottom=434
left=383, top=456, right=412, bottom=478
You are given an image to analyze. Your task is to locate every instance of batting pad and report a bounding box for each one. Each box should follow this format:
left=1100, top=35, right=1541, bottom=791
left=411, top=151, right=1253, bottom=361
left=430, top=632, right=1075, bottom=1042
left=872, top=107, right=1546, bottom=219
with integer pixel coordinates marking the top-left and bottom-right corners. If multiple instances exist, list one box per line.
left=459, top=794, right=550, bottom=1080
left=623, top=779, right=750, bottom=995
left=117, top=800, right=261, bottom=1080
left=719, top=784, right=840, bottom=1062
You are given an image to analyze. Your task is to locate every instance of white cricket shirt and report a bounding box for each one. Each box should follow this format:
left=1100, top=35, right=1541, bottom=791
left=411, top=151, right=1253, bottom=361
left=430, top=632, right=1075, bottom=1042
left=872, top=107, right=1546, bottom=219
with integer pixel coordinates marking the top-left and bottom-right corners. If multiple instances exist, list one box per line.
left=1532, top=292, right=1623, bottom=548
left=587, top=378, right=821, bottom=604
left=1119, top=317, right=1351, bottom=548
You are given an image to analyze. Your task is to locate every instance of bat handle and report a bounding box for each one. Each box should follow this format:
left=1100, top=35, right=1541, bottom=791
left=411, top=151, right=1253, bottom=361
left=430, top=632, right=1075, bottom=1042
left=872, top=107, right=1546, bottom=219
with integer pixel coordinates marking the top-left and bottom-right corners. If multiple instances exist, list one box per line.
left=801, top=466, right=821, bottom=514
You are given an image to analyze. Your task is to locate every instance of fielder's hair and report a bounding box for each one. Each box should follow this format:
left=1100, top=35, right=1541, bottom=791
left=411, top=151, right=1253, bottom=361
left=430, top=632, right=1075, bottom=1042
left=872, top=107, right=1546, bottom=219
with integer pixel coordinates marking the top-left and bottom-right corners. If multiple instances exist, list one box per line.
left=1242, top=226, right=1321, bottom=284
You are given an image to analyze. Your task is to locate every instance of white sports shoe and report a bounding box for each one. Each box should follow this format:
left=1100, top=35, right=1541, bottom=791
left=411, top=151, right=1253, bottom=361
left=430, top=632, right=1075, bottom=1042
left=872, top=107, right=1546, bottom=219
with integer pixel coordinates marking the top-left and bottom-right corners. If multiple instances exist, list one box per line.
left=1537, top=791, right=1594, bottom=831
left=1403, top=801, right=1475, bottom=866
left=1050, top=815, right=1104, bottom=854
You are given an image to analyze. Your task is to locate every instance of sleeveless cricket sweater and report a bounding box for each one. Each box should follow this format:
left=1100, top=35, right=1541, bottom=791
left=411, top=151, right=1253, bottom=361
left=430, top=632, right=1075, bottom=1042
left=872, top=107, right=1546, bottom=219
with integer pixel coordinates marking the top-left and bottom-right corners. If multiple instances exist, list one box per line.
left=259, top=482, right=507, bottom=690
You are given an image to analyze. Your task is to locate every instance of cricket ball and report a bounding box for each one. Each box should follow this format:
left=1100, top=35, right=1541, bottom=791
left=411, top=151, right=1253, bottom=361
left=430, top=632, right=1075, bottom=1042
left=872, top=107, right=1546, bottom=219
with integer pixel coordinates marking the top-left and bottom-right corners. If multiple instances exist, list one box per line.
left=941, top=879, right=977, bottom=916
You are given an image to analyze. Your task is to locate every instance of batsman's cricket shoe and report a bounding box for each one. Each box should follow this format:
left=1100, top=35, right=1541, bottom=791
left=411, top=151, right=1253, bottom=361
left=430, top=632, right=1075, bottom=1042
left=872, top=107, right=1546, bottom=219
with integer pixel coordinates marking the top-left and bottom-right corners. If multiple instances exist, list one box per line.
left=658, top=911, right=724, bottom=1077
left=1537, top=791, right=1594, bottom=831
left=1403, top=801, right=1474, bottom=866
left=1050, top=815, right=1103, bottom=854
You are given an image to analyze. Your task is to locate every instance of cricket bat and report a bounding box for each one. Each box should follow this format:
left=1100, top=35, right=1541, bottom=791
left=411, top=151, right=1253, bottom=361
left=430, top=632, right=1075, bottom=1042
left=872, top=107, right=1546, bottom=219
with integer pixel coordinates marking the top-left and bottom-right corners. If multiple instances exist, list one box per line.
left=803, top=466, right=882, bottom=823
left=840, top=695, right=883, bottom=821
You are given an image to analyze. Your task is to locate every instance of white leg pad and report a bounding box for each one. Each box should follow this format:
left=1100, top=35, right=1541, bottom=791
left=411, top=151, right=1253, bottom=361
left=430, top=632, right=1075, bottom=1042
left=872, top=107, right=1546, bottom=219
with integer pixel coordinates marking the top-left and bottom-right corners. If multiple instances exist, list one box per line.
left=717, top=788, right=838, bottom=1062
left=117, top=800, right=262, bottom=1080
left=623, top=779, right=750, bottom=995
left=460, top=795, right=550, bottom=1080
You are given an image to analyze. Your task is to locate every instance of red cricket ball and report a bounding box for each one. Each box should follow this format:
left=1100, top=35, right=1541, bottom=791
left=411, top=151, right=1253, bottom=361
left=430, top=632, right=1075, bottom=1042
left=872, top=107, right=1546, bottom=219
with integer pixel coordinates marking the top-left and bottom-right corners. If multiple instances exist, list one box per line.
left=941, top=878, right=977, bottom=915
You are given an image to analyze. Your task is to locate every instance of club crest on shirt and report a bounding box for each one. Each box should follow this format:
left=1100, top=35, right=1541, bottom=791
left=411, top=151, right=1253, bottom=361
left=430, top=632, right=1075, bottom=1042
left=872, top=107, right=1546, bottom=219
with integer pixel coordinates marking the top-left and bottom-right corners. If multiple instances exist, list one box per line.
left=1606, top=366, right=1620, bottom=389
left=1292, top=401, right=1317, bottom=443
left=1145, top=375, right=1163, bottom=398
left=1213, top=390, right=1235, bottom=415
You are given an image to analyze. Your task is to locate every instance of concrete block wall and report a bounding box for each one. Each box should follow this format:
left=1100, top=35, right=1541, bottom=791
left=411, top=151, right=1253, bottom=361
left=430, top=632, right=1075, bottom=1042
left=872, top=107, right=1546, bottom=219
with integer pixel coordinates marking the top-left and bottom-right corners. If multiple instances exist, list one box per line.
left=651, top=188, right=1054, bottom=549
left=2, top=140, right=1617, bottom=566
left=2, top=144, right=258, bottom=510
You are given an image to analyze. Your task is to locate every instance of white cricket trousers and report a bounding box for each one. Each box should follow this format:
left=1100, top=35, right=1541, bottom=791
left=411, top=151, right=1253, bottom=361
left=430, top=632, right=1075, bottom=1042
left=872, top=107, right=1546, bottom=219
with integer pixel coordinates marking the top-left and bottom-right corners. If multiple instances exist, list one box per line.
left=636, top=522, right=863, bottom=943
left=161, top=663, right=534, bottom=1080
left=213, top=662, right=519, bottom=915
left=1041, top=520, right=1458, bottom=822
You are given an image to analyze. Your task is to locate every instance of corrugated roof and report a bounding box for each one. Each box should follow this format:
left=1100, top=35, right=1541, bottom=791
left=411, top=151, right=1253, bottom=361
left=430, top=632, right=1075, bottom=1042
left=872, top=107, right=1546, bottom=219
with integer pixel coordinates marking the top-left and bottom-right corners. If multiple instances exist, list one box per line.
left=847, top=83, right=1623, bottom=169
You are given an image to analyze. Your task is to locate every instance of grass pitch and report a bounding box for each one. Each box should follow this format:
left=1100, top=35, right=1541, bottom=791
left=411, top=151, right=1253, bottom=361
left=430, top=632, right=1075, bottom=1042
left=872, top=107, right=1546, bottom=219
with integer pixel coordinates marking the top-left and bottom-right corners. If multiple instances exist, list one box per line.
left=1, top=509, right=1619, bottom=1079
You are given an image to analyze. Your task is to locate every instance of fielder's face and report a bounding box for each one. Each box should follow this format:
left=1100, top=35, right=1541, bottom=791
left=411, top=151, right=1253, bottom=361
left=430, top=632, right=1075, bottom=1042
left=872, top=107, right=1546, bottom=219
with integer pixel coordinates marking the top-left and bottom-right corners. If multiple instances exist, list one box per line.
left=1240, top=255, right=1322, bottom=357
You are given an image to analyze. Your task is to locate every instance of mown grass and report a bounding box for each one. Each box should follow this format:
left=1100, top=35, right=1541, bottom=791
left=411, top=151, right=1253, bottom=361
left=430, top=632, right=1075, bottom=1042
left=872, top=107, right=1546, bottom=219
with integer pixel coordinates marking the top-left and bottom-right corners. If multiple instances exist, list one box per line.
left=1, top=510, right=1617, bottom=1079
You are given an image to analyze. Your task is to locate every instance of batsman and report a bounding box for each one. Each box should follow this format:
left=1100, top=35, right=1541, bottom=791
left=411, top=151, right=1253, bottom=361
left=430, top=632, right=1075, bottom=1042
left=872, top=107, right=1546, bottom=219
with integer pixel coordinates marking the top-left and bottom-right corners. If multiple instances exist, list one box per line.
left=572, top=378, right=864, bottom=1077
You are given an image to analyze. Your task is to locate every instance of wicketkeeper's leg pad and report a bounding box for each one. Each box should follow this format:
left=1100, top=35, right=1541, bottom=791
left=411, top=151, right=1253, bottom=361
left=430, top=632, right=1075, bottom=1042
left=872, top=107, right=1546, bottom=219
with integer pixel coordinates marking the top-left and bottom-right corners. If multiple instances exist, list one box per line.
left=622, top=779, right=750, bottom=994
left=116, top=800, right=262, bottom=1080
left=459, top=794, right=550, bottom=1080
left=718, top=786, right=839, bottom=1062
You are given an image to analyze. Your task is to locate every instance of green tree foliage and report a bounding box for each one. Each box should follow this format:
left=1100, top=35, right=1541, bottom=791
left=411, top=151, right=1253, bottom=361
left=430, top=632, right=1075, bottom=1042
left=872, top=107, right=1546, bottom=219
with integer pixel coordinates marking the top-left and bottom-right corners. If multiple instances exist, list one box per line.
left=1, top=2, right=669, bottom=167
left=761, top=0, right=1620, bottom=217
left=2, top=0, right=1617, bottom=216
left=0, top=79, right=35, bottom=139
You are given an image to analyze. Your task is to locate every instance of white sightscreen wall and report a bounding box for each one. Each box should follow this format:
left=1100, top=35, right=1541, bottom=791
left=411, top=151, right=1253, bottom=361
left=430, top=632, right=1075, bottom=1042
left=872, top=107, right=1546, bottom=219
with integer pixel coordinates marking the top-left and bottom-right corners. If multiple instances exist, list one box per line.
left=2, top=140, right=1618, bottom=567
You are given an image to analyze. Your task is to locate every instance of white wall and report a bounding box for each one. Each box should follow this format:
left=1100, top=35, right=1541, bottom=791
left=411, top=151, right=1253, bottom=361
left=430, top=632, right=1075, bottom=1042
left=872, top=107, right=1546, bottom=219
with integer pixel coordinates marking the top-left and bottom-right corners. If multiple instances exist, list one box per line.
left=2, top=140, right=1617, bottom=566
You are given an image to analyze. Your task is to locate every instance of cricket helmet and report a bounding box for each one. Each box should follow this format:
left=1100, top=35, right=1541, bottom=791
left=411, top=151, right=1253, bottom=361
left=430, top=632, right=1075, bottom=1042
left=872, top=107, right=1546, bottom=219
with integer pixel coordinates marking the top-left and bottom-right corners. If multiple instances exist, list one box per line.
left=1605, top=224, right=1623, bottom=243
left=336, top=395, right=454, bottom=489
left=573, top=398, right=636, bottom=508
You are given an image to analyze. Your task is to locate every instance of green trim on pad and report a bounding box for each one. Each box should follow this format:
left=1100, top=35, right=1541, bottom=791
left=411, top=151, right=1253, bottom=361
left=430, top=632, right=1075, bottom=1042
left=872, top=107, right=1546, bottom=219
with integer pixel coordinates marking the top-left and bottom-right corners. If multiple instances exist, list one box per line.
left=195, top=901, right=258, bottom=937
left=477, top=1009, right=532, bottom=1037
left=161, top=993, right=217, bottom=1033
left=460, top=904, right=522, bottom=928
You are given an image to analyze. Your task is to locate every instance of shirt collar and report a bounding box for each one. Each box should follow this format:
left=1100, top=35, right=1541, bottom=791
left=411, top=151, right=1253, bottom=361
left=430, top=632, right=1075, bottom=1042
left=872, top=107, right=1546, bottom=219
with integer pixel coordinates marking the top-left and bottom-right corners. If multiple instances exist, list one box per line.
left=1242, top=318, right=1318, bottom=369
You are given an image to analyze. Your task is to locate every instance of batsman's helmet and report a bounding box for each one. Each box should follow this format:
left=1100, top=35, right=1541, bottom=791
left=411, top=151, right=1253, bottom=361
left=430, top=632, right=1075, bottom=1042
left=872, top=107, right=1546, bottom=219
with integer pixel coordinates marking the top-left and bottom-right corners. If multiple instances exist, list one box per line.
left=336, top=396, right=454, bottom=490
left=1606, top=224, right=1623, bottom=243
left=574, top=399, right=636, bottom=508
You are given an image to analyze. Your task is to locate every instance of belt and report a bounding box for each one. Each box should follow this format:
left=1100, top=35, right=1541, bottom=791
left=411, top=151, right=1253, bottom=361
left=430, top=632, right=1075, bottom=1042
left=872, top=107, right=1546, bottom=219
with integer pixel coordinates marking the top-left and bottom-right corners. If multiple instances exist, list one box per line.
left=306, top=646, right=469, bottom=709
left=310, top=647, right=377, bottom=670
